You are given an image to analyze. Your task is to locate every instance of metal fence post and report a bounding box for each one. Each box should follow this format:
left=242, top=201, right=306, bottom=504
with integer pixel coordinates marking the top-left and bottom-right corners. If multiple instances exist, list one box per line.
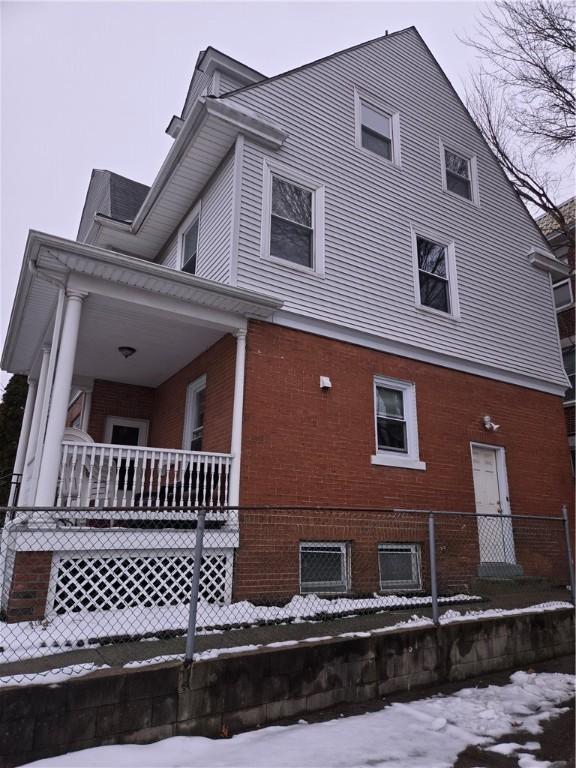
left=561, top=504, right=576, bottom=607
left=428, top=512, right=439, bottom=625
left=184, top=507, right=207, bottom=664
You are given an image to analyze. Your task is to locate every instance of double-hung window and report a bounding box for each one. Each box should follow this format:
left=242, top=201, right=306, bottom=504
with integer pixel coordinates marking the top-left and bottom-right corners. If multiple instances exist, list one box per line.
left=412, top=229, right=459, bottom=318
left=372, top=376, right=425, bottom=470
left=360, top=103, right=392, bottom=160
left=262, top=161, right=325, bottom=274
left=179, top=203, right=201, bottom=275
left=440, top=143, right=478, bottom=204
left=271, top=176, right=313, bottom=268
left=183, top=375, right=206, bottom=451
left=553, top=279, right=573, bottom=311
left=354, top=89, right=401, bottom=166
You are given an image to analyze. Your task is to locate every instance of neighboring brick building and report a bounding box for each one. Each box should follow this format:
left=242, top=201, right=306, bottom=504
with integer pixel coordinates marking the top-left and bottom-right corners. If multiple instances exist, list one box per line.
left=537, top=198, right=575, bottom=471
left=2, top=30, right=573, bottom=619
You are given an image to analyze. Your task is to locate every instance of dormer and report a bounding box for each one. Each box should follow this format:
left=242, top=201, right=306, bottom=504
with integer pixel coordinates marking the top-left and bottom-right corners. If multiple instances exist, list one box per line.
left=166, top=47, right=265, bottom=139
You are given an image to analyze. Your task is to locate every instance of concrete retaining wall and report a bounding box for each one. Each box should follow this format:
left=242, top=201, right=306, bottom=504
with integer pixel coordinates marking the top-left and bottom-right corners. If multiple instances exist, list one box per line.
left=0, top=608, right=573, bottom=767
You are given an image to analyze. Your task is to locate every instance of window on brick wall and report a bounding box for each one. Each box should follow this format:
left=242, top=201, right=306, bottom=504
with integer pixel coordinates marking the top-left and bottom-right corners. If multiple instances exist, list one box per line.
left=183, top=375, right=206, bottom=450
left=299, top=542, right=349, bottom=593
left=372, top=376, right=426, bottom=471
left=378, top=543, right=422, bottom=591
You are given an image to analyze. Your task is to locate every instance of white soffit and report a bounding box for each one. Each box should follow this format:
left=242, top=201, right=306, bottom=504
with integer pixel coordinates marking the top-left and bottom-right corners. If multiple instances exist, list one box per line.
left=91, top=98, right=288, bottom=259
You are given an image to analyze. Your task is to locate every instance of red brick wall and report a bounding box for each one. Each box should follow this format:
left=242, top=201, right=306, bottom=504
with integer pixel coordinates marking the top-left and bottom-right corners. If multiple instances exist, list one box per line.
left=5, top=552, right=52, bottom=622
left=149, top=334, right=236, bottom=453
left=233, top=321, right=574, bottom=599
left=87, top=380, right=155, bottom=443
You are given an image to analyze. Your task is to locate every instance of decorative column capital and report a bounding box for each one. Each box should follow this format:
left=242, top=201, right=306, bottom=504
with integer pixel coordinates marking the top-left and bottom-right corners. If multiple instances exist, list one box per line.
left=234, top=328, right=247, bottom=340
left=66, top=290, right=88, bottom=302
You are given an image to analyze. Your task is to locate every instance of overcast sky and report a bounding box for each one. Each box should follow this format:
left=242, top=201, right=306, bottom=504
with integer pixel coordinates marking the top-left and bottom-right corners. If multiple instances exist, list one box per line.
left=0, top=0, right=566, bottom=392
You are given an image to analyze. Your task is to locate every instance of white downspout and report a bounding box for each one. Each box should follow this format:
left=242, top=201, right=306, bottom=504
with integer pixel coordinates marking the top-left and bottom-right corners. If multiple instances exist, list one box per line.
left=227, top=328, right=247, bottom=513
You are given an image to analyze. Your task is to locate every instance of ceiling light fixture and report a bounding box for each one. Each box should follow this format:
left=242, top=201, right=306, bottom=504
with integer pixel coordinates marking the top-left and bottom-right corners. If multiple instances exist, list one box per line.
left=118, top=346, right=137, bottom=359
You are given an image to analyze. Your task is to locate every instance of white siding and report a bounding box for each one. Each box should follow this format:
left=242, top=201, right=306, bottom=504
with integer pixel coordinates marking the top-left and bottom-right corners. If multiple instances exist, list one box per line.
left=156, top=151, right=234, bottom=284
left=225, top=28, right=565, bottom=388
left=197, top=151, right=234, bottom=283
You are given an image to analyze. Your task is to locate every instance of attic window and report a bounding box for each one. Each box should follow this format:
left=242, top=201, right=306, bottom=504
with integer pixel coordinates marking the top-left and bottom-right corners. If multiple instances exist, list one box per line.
left=440, top=142, right=479, bottom=204
left=360, top=102, right=392, bottom=160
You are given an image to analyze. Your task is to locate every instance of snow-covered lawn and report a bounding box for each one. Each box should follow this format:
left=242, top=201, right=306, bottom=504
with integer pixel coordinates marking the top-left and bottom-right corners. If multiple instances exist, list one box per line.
left=0, top=592, right=481, bottom=664
left=23, top=670, right=575, bottom=767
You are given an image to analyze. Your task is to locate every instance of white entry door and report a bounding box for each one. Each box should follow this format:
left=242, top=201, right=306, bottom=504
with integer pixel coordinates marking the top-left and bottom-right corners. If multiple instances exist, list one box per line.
left=471, top=444, right=516, bottom=564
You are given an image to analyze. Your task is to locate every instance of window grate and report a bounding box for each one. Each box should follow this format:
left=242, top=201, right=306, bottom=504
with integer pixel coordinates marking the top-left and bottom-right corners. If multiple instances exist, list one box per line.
left=378, top=543, right=421, bottom=591
left=300, top=542, right=348, bottom=593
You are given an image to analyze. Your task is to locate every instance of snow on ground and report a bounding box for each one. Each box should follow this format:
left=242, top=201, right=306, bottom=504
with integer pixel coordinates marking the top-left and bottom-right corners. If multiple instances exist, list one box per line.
left=0, top=592, right=481, bottom=664
left=23, top=670, right=575, bottom=768
left=0, top=601, right=572, bottom=686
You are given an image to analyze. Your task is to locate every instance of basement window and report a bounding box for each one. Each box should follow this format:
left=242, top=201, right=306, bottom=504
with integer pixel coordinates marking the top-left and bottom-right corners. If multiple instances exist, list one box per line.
left=378, top=543, right=422, bottom=591
left=300, top=542, right=349, bottom=593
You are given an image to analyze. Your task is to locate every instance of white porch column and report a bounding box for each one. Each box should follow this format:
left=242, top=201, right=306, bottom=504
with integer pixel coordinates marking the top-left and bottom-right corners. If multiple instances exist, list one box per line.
left=35, top=291, right=86, bottom=506
left=20, top=345, right=51, bottom=505
left=8, top=378, right=37, bottom=505
left=228, top=328, right=247, bottom=508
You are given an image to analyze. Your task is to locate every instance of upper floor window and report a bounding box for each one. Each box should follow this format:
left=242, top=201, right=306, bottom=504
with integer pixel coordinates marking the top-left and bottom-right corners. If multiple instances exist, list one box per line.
left=360, top=103, right=392, bottom=160
left=179, top=203, right=201, bottom=275
left=354, top=88, right=401, bottom=166
left=372, top=376, right=426, bottom=471
left=262, top=161, right=325, bottom=275
left=562, top=346, right=575, bottom=405
left=553, top=279, right=574, bottom=311
left=440, top=142, right=479, bottom=205
left=411, top=228, right=460, bottom=319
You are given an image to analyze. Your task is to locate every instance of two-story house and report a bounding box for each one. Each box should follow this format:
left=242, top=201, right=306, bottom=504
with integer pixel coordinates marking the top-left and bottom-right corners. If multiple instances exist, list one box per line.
left=1, top=28, right=572, bottom=621
left=537, top=198, right=575, bottom=472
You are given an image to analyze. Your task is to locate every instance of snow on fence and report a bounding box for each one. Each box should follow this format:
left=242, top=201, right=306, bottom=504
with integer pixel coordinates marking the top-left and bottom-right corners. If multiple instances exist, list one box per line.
left=0, top=505, right=573, bottom=683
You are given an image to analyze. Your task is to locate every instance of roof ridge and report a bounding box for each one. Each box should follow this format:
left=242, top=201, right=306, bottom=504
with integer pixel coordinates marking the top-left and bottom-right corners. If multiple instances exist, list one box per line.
left=217, top=26, right=416, bottom=98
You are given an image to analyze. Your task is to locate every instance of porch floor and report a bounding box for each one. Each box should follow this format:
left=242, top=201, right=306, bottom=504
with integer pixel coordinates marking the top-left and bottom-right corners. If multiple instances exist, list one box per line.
left=0, top=587, right=570, bottom=680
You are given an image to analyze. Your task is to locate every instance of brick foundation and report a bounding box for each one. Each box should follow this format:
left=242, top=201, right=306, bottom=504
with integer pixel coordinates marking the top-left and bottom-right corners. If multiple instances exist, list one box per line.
left=4, top=552, right=52, bottom=622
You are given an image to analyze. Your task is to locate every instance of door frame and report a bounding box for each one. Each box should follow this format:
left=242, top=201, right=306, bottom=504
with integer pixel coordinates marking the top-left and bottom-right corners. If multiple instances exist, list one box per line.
left=470, top=441, right=516, bottom=564
left=104, top=416, right=149, bottom=446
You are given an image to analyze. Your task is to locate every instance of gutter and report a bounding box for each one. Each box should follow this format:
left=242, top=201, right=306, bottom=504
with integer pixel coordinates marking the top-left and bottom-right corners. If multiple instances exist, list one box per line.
left=128, top=97, right=287, bottom=236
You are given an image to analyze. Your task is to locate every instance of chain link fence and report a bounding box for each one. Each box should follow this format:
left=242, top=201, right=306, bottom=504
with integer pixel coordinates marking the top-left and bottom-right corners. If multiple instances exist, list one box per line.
left=0, top=505, right=573, bottom=684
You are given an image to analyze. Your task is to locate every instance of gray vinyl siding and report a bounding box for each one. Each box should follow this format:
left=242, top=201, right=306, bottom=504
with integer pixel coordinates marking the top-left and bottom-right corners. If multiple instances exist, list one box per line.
left=225, top=28, right=565, bottom=388
left=77, top=171, right=111, bottom=243
left=182, top=70, right=218, bottom=120
left=156, top=151, right=234, bottom=284
left=196, top=151, right=234, bottom=283
left=219, top=73, right=248, bottom=95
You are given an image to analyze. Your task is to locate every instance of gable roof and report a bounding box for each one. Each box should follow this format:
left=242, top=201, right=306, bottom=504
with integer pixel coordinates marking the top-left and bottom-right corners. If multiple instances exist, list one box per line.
left=77, top=170, right=150, bottom=242
left=217, top=27, right=414, bottom=99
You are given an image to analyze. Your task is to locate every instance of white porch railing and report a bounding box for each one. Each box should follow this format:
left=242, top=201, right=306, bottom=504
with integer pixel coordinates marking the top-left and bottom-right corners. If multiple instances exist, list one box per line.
left=56, top=442, right=232, bottom=517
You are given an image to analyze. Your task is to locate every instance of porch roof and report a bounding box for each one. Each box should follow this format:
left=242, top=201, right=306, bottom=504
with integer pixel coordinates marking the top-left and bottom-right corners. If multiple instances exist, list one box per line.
left=2, top=231, right=283, bottom=380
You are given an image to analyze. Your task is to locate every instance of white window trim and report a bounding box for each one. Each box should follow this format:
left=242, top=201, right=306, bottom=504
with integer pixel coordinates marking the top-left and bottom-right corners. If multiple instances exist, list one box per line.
left=182, top=374, right=207, bottom=450
left=378, top=543, right=422, bottom=592
left=371, top=376, right=426, bottom=471
left=299, top=541, right=350, bottom=594
left=178, top=200, right=202, bottom=273
left=410, top=225, right=461, bottom=321
left=260, top=159, right=325, bottom=277
left=104, top=416, right=149, bottom=447
left=439, top=139, right=480, bottom=206
left=354, top=87, right=402, bottom=167
left=553, top=278, right=574, bottom=311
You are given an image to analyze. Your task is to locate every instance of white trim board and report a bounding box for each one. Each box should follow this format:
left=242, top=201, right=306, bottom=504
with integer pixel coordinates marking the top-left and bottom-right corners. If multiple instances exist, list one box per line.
left=270, top=310, right=567, bottom=396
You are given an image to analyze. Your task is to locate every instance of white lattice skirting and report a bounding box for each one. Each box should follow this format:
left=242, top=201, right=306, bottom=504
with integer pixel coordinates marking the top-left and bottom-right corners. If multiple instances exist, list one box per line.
left=46, top=548, right=234, bottom=615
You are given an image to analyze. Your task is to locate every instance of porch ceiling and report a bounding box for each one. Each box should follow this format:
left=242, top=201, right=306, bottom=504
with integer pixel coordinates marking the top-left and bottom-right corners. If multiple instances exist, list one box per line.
left=74, top=294, right=224, bottom=387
